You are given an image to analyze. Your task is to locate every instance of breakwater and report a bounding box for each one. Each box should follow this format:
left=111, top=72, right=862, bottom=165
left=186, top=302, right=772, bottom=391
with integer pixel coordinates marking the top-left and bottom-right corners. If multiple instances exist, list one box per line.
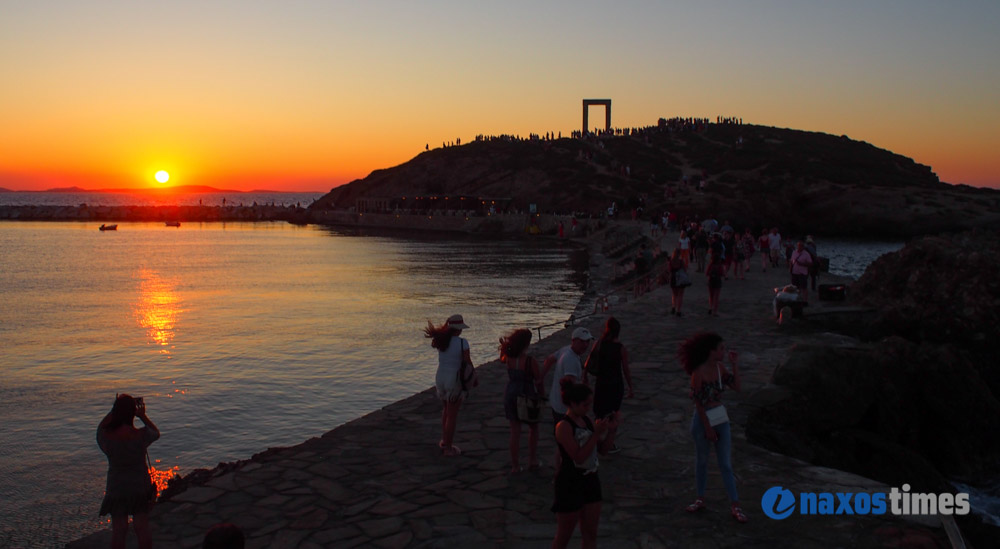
left=0, top=204, right=308, bottom=223
left=0, top=204, right=594, bottom=236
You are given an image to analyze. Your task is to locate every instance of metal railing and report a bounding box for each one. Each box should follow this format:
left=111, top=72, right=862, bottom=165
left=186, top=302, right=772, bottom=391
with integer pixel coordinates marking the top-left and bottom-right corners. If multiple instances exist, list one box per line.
left=530, top=260, right=674, bottom=341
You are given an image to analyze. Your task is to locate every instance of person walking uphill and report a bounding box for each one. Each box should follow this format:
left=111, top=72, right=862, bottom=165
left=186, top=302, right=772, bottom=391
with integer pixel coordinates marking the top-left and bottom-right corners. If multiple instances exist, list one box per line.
left=584, top=317, right=633, bottom=454
left=679, top=332, right=747, bottom=523
left=668, top=249, right=690, bottom=316
left=425, top=314, right=476, bottom=456
left=552, top=377, right=620, bottom=549
left=97, top=394, right=160, bottom=549
left=500, top=328, right=544, bottom=473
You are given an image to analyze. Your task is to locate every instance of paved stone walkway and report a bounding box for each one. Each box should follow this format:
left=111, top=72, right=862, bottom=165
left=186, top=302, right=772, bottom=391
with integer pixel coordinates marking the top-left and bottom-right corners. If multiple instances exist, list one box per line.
left=67, top=232, right=950, bottom=548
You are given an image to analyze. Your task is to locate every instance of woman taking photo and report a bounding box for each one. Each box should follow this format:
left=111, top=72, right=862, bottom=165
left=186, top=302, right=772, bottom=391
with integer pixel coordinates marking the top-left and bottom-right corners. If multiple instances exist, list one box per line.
left=97, top=394, right=160, bottom=549
left=552, top=377, right=619, bottom=549
left=500, top=328, right=543, bottom=473
left=678, top=332, right=747, bottom=523
left=425, top=314, right=474, bottom=456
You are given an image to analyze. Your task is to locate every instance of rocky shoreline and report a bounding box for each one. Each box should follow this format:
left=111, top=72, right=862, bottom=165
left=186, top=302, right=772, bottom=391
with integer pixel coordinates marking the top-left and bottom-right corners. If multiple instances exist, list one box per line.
left=64, top=225, right=993, bottom=548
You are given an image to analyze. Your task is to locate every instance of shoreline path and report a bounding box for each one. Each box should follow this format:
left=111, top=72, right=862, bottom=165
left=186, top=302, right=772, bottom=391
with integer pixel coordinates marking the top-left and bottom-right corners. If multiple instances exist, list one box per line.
left=67, top=226, right=948, bottom=548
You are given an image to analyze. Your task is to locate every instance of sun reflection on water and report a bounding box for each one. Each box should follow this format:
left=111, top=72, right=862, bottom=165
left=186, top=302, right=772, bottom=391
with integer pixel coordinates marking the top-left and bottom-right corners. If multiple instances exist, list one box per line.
left=133, top=269, right=182, bottom=355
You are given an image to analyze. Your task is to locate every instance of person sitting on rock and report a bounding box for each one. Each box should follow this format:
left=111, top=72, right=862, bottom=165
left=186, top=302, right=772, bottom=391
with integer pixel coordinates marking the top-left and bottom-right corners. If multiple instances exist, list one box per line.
left=773, top=285, right=800, bottom=318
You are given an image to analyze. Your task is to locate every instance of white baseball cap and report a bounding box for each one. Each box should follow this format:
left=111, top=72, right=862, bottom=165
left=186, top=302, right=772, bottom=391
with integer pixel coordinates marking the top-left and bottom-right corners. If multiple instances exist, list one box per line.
left=571, top=327, right=595, bottom=341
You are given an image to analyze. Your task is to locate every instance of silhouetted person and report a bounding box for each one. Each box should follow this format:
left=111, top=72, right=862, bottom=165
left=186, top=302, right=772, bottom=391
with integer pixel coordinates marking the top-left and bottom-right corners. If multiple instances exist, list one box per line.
left=97, top=394, right=160, bottom=549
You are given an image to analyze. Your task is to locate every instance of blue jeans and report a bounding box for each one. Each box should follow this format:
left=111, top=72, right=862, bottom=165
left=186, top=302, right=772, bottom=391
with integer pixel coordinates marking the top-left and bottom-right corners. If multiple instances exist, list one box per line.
left=691, top=411, right=739, bottom=502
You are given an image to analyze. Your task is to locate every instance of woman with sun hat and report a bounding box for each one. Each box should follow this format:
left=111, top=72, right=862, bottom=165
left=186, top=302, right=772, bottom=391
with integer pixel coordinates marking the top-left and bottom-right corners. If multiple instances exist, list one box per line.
left=425, top=314, right=475, bottom=456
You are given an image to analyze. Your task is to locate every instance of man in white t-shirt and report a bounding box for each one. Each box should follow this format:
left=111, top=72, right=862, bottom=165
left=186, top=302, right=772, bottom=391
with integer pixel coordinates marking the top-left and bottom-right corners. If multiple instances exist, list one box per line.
left=542, top=327, right=595, bottom=424
left=767, top=227, right=783, bottom=268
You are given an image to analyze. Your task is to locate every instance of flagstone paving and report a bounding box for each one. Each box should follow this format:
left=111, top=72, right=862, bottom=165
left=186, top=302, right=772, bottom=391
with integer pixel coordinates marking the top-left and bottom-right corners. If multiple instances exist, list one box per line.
left=67, top=228, right=949, bottom=548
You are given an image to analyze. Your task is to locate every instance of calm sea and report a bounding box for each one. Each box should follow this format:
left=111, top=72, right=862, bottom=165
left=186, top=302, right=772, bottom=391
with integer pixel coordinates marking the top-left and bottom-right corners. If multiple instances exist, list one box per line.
left=0, top=220, right=587, bottom=548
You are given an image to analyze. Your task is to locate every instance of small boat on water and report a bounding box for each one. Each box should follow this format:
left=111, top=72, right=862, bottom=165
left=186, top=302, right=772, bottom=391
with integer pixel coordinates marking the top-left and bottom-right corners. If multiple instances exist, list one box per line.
left=99, top=224, right=117, bottom=231
left=165, top=221, right=181, bottom=227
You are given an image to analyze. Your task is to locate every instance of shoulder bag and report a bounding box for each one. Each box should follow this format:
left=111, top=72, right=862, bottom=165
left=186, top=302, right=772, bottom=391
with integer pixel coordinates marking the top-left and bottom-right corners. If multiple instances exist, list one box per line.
left=674, top=269, right=692, bottom=288
left=516, top=356, right=546, bottom=423
left=704, top=365, right=730, bottom=426
left=457, top=338, right=478, bottom=391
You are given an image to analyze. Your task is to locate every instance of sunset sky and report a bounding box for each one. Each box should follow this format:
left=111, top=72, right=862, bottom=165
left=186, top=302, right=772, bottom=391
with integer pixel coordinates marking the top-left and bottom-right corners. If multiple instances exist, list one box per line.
left=2, top=0, right=998, bottom=191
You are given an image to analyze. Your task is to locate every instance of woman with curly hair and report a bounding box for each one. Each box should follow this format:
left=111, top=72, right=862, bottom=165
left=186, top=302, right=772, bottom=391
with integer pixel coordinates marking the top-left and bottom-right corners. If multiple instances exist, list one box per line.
left=678, top=332, right=746, bottom=523
left=500, top=328, right=544, bottom=472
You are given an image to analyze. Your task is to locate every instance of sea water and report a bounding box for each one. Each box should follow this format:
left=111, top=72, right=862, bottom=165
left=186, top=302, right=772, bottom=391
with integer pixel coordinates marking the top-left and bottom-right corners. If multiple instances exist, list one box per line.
left=0, top=221, right=586, bottom=547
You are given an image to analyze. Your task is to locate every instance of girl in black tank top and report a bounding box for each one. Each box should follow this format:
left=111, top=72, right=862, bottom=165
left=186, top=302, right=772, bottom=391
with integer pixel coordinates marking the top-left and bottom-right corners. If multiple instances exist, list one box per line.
left=551, top=377, right=620, bottom=549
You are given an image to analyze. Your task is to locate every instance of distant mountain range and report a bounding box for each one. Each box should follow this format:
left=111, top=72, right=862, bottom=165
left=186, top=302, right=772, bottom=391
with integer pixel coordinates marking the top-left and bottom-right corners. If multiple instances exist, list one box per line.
left=2, top=185, right=310, bottom=193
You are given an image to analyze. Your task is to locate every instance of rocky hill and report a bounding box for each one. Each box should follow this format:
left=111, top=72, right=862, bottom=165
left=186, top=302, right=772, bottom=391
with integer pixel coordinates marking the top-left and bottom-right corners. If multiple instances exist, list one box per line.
left=311, top=124, right=999, bottom=237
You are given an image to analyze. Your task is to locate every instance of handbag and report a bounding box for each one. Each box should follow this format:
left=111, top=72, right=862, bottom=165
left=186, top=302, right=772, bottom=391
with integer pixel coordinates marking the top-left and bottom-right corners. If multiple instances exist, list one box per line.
left=456, top=338, right=478, bottom=391
left=674, top=269, right=692, bottom=288
left=704, top=365, right=729, bottom=426
left=459, top=360, right=478, bottom=391
left=584, top=342, right=602, bottom=376
left=516, top=394, right=545, bottom=423
left=515, top=356, right=546, bottom=423
left=705, top=404, right=729, bottom=426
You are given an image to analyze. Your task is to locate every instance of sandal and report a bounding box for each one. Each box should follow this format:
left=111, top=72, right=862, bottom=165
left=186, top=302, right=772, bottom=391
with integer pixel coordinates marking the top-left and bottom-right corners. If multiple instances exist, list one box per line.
left=731, top=504, right=748, bottom=523
left=443, top=445, right=462, bottom=456
left=510, top=465, right=524, bottom=474
left=685, top=498, right=705, bottom=513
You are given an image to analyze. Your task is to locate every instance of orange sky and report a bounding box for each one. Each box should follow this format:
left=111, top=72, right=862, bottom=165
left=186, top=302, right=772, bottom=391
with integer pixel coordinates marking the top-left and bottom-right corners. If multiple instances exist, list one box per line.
left=2, top=1, right=998, bottom=192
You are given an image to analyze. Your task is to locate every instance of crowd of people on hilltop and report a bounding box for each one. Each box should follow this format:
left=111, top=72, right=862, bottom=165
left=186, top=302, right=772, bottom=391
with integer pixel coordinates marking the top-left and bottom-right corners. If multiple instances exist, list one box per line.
left=716, top=116, right=743, bottom=125
left=426, top=313, right=745, bottom=548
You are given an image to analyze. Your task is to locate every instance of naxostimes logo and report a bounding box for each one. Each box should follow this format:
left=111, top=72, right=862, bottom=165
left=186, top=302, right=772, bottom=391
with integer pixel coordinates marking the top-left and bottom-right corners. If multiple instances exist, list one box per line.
left=761, top=487, right=797, bottom=520
left=761, top=484, right=970, bottom=520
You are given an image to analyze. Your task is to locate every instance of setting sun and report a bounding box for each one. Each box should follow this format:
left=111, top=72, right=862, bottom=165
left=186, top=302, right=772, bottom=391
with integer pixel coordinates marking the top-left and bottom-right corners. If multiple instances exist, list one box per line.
left=155, top=170, right=170, bottom=184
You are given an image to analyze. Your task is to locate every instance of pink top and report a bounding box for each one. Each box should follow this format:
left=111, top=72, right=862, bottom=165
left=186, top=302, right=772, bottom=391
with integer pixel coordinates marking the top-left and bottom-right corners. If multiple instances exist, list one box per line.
left=790, top=249, right=812, bottom=275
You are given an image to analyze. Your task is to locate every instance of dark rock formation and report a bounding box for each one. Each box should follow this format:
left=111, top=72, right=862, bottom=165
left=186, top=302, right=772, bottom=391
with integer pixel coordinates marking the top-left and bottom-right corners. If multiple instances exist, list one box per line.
left=747, top=231, right=1000, bottom=545
left=746, top=340, right=1000, bottom=491
left=308, top=125, right=1000, bottom=237
left=851, top=230, right=1000, bottom=397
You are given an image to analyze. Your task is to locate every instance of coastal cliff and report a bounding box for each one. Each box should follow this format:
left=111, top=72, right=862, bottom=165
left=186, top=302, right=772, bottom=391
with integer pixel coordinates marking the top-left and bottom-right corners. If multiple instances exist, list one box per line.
left=310, top=124, right=1000, bottom=237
